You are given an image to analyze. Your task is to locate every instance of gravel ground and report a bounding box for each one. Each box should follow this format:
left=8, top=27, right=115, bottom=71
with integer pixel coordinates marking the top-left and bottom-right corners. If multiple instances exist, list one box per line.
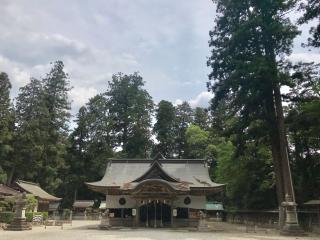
left=0, top=220, right=318, bottom=240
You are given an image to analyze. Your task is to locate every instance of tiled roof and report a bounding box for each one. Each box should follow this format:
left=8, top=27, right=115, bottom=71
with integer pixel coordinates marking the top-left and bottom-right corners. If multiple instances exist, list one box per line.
left=15, top=180, right=61, bottom=201
left=86, top=158, right=224, bottom=191
left=0, top=184, right=19, bottom=196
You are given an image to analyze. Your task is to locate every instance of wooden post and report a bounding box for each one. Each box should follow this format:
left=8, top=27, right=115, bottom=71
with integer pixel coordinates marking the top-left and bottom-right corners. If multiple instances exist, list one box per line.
left=146, top=201, right=149, bottom=227
left=160, top=201, right=163, bottom=227
left=154, top=200, right=157, bottom=228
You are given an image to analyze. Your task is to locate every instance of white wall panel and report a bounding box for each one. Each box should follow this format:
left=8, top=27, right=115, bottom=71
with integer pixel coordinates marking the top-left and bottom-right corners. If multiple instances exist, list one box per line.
left=105, top=195, right=136, bottom=209
left=174, top=195, right=206, bottom=209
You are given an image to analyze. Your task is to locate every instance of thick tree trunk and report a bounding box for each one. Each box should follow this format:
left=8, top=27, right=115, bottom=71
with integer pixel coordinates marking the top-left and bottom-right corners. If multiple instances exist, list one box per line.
left=273, top=83, right=295, bottom=201
left=6, top=166, right=15, bottom=185
left=265, top=90, right=286, bottom=227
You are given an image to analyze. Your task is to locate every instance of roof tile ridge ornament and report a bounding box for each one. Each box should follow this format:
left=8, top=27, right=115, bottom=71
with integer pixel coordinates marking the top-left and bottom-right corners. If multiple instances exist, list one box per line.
left=152, top=152, right=166, bottom=161
left=131, top=153, right=180, bottom=183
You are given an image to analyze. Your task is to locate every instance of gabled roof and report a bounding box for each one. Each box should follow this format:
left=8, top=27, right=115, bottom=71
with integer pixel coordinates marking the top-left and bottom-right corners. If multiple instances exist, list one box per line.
left=132, top=160, right=179, bottom=183
left=86, top=158, right=224, bottom=193
left=0, top=184, right=19, bottom=196
left=15, top=180, right=61, bottom=201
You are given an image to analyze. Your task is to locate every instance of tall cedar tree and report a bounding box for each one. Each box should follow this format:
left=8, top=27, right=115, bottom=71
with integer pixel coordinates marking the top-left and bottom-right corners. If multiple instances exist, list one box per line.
left=153, top=100, right=176, bottom=157
left=0, top=73, right=13, bottom=183
left=207, top=0, right=300, bottom=207
left=13, top=78, right=49, bottom=184
left=106, top=73, right=153, bottom=158
left=41, top=61, right=71, bottom=192
left=174, top=101, right=193, bottom=158
left=65, top=95, right=114, bottom=206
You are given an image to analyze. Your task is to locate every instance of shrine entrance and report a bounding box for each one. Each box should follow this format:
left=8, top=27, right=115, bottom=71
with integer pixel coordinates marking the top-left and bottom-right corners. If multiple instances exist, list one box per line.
left=139, top=200, right=171, bottom=228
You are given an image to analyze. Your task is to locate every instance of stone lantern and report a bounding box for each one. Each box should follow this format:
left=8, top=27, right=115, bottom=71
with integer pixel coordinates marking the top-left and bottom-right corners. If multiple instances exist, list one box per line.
left=6, top=192, right=32, bottom=231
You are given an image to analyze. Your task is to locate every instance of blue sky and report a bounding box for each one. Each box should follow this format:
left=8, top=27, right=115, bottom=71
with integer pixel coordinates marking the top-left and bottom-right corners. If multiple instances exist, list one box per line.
left=0, top=0, right=318, bottom=115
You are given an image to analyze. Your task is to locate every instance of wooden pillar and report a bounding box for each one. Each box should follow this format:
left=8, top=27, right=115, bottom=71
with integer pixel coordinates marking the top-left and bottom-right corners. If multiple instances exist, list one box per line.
left=135, top=199, right=139, bottom=228
left=146, top=201, right=149, bottom=227
left=160, top=201, right=163, bottom=227
left=154, top=200, right=157, bottom=228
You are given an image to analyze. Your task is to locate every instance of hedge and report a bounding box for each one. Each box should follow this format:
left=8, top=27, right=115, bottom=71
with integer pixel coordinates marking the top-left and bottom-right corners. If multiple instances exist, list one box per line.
left=0, top=211, right=14, bottom=224
left=26, top=212, right=48, bottom=222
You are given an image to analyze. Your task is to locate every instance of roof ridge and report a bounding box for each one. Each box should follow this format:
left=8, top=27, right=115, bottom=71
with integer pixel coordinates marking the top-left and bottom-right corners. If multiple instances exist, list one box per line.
left=16, top=179, right=40, bottom=186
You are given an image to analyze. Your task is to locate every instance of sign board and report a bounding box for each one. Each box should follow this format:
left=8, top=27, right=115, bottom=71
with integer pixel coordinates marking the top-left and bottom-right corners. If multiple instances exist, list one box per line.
left=132, top=208, right=136, bottom=216
left=173, top=209, right=177, bottom=217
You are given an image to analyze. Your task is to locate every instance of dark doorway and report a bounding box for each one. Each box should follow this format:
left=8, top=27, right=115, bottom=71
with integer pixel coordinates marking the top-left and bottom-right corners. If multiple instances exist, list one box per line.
left=139, top=201, right=171, bottom=227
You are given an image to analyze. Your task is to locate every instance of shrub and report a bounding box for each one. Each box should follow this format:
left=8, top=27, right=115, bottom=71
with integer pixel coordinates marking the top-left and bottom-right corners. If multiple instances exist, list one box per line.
left=26, top=212, right=33, bottom=222
left=0, top=211, right=14, bottom=224
left=25, top=212, right=49, bottom=222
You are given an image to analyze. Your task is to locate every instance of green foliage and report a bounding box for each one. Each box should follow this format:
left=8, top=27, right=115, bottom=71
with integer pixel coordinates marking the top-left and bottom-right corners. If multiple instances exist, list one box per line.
left=298, top=0, right=320, bottom=47
left=0, top=167, right=7, bottom=184
left=41, top=61, right=71, bottom=192
left=185, top=125, right=209, bottom=158
left=14, top=78, right=49, bottom=182
left=26, top=195, right=37, bottom=212
left=25, top=212, right=48, bottom=222
left=193, top=107, right=209, bottom=130
left=64, top=95, right=113, bottom=206
left=0, top=211, right=14, bottom=224
left=215, top=141, right=276, bottom=209
left=207, top=0, right=300, bottom=207
left=285, top=62, right=320, bottom=203
left=0, top=72, right=14, bottom=184
left=153, top=100, right=176, bottom=157
left=174, top=101, right=193, bottom=158
left=106, top=72, right=154, bottom=158
left=13, top=61, right=71, bottom=193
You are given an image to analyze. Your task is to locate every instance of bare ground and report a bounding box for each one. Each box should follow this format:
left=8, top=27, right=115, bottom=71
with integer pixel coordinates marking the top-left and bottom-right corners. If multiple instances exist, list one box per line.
left=0, top=220, right=318, bottom=240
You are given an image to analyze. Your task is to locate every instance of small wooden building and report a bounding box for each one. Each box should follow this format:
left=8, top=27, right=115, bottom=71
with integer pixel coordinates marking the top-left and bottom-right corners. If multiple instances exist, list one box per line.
left=0, top=184, right=19, bottom=199
left=14, top=180, right=61, bottom=212
left=73, top=200, right=94, bottom=213
left=86, top=155, right=224, bottom=228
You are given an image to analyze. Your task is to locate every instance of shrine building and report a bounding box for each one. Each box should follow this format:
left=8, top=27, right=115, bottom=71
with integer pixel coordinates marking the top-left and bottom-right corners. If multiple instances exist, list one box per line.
left=86, top=155, right=224, bottom=228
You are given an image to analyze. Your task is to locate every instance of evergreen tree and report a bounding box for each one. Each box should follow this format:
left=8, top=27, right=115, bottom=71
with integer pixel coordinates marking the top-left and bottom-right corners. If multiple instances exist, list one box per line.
left=207, top=0, right=300, bottom=214
left=106, top=72, right=153, bottom=158
left=153, top=100, right=176, bottom=157
left=0, top=72, right=13, bottom=183
left=13, top=78, right=49, bottom=183
left=41, top=61, right=71, bottom=192
left=193, top=107, right=209, bottom=130
left=285, top=62, right=320, bottom=203
left=299, top=0, right=320, bottom=47
left=64, top=95, right=114, bottom=206
left=174, top=101, right=193, bottom=158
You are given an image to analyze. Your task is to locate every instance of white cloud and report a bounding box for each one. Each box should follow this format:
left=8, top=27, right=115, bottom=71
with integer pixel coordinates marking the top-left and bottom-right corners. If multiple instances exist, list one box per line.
left=174, top=91, right=214, bottom=108
left=0, top=0, right=314, bottom=116
left=189, top=91, right=214, bottom=108
left=70, top=86, right=98, bottom=112
left=174, top=99, right=183, bottom=106
left=289, top=53, right=320, bottom=63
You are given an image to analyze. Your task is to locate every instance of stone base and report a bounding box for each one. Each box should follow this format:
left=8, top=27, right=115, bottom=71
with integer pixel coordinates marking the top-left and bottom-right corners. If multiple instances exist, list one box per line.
left=99, top=218, right=111, bottom=230
left=6, top=217, right=32, bottom=231
left=280, top=223, right=306, bottom=236
left=197, top=219, right=210, bottom=232
left=99, top=224, right=111, bottom=230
